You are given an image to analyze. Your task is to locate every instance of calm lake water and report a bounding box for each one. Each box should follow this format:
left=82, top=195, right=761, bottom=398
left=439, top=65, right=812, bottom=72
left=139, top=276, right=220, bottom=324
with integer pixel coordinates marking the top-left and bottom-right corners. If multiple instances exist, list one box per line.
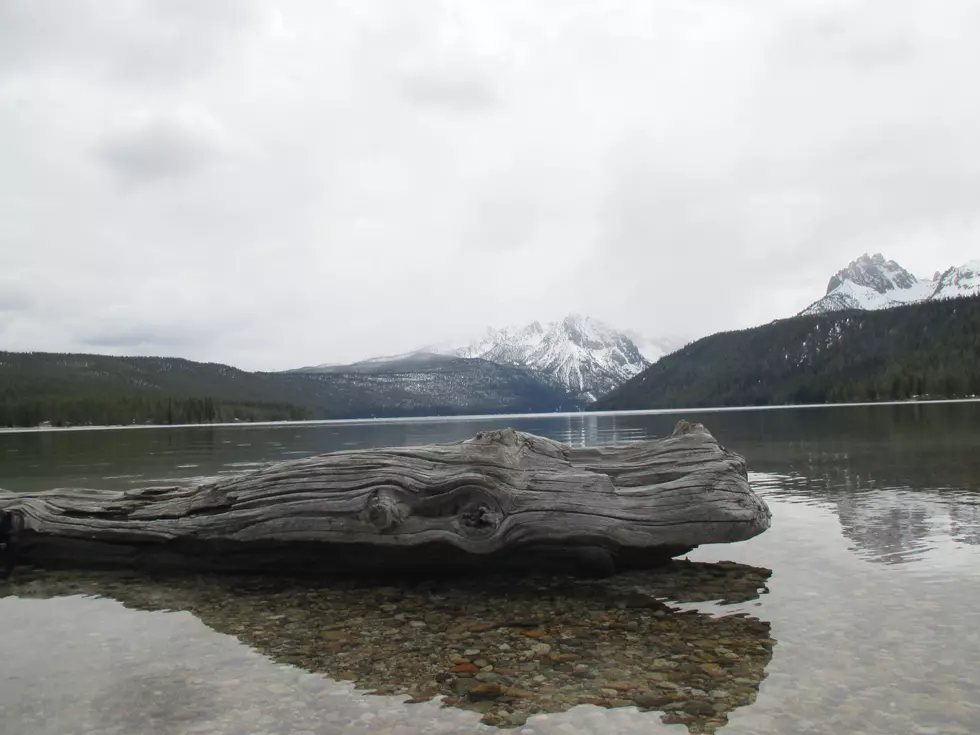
left=3, top=403, right=980, bottom=734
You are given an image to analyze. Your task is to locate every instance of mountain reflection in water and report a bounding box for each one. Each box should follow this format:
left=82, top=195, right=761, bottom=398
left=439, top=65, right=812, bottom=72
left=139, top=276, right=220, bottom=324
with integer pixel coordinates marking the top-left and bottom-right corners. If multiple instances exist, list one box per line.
left=4, top=402, right=980, bottom=734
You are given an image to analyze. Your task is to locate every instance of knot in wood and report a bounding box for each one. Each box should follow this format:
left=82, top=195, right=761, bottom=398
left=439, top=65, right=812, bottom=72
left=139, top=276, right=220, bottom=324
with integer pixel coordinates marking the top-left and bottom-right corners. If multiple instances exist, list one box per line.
left=672, top=419, right=709, bottom=437
left=360, top=489, right=407, bottom=532
left=470, top=428, right=519, bottom=446
left=458, top=503, right=502, bottom=534
left=467, top=428, right=567, bottom=461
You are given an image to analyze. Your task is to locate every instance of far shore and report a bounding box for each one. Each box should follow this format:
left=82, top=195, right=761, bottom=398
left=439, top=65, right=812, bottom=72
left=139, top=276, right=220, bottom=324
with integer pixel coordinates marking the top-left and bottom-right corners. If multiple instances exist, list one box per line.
left=1, top=397, right=978, bottom=435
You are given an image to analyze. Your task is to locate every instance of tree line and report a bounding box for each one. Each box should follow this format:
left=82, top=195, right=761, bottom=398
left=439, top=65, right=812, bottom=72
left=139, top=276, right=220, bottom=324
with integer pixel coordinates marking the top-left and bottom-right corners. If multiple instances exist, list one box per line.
left=0, top=395, right=312, bottom=428
left=0, top=349, right=573, bottom=425
left=594, top=295, right=980, bottom=410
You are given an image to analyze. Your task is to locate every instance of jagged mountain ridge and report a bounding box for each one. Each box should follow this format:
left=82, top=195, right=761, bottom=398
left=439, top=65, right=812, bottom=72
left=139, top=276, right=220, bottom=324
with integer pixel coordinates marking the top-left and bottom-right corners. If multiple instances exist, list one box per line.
left=446, top=315, right=653, bottom=402
left=801, top=253, right=980, bottom=315
left=827, top=253, right=919, bottom=294
left=934, top=260, right=980, bottom=300
left=289, top=314, right=666, bottom=408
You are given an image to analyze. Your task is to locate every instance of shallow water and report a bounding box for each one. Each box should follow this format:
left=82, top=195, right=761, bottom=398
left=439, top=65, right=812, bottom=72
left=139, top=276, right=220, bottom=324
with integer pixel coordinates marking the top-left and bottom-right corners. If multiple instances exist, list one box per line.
left=3, top=403, right=980, bottom=734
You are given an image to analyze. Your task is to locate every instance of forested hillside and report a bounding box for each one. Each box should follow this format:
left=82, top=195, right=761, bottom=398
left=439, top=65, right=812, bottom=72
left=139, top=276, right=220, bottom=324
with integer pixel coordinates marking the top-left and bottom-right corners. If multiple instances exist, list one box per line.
left=0, top=352, right=574, bottom=427
left=593, top=295, right=980, bottom=410
left=0, top=353, right=312, bottom=426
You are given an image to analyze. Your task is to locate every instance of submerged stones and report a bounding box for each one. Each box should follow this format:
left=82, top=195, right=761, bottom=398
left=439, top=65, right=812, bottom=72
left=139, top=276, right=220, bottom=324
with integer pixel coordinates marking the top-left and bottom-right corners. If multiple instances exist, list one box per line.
left=4, top=559, right=775, bottom=732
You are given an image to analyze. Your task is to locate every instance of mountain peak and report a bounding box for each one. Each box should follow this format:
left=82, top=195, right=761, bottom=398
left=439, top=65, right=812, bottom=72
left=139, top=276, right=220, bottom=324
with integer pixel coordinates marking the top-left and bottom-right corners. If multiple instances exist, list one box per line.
left=803, top=254, right=979, bottom=316
left=825, top=253, right=918, bottom=296
left=441, top=315, right=656, bottom=402
left=932, top=260, right=980, bottom=300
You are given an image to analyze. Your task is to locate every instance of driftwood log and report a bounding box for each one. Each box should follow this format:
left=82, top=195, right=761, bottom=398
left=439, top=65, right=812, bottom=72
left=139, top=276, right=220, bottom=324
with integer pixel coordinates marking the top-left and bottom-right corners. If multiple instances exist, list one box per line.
left=0, top=421, right=770, bottom=577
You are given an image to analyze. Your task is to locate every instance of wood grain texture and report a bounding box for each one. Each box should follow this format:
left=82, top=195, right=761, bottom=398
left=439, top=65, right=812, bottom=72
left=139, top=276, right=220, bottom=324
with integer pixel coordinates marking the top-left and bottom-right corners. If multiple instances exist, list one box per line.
left=0, top=421, right=770, bottom=576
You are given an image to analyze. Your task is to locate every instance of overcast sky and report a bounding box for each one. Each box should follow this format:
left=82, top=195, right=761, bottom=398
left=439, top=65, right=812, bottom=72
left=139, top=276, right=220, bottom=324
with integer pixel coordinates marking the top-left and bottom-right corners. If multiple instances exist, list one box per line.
left=2, top=1, right=979, bottom=370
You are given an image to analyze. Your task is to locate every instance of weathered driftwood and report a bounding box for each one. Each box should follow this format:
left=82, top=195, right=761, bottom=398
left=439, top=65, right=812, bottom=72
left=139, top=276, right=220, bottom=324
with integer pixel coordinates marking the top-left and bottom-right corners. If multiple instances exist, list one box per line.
left=0, top=421, right=770, bottom=577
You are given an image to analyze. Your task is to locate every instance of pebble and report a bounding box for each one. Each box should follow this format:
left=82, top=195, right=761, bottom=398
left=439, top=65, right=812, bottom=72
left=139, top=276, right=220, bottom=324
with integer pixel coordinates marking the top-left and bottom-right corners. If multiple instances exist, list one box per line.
left=4, top=560, right=775, bottom=730
left=469, top=683, right=505, bottom=700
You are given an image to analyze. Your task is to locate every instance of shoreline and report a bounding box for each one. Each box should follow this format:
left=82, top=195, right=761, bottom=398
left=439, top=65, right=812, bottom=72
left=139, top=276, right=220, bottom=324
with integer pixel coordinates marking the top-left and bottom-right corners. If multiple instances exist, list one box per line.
left=0, top=397, right=977, bottom=435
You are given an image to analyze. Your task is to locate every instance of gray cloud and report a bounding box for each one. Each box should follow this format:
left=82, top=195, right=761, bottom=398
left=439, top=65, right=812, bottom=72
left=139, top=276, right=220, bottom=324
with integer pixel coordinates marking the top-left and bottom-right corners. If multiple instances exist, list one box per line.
left=0, top=292, right=32, bottom=313
left=81, top=326, right=207, bottom=350
left=96, top=111, right=234, bottom=183
left=776, top=13, right=921, bottom=71
left=1, top=0, right=979, bottom=369
left=397, top=69, right=499, bottom=112
left=0, top=0, right=264, bottom=85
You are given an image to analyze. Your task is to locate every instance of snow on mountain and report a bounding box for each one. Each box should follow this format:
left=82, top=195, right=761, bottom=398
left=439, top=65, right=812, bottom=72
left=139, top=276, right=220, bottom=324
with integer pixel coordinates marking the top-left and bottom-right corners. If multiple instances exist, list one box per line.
left=456, top=321, right=547, bottom=365
left=932, top=260, right=980, bottom=301
left=800, top=253, right=979, bottom=316
left=801, top=254, right=935, bottom=316
left=292, top=316, right=664, bottom=405
left=827, top=253, right=920, bottom=294
left=446, top=315, right=651, bottom=402
left=293, top=350, right=422, bottom=372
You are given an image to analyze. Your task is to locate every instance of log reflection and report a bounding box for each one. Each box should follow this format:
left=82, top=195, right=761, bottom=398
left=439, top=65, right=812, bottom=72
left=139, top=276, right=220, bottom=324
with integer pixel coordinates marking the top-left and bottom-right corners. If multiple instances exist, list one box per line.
left=5, top=560, right=775, bottom=733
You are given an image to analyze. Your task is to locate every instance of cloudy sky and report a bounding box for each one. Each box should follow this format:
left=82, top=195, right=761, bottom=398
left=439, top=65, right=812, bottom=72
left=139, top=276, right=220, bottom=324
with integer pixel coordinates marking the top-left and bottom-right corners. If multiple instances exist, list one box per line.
left=2, top=1, right=979, bottom=370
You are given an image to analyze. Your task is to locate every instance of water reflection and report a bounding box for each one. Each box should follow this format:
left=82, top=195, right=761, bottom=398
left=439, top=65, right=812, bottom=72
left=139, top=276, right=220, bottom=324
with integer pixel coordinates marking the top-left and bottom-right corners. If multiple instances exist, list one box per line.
left=948, top=500, right=980, bottom=545
left=5, top=404, right=980, bottom=733
left=4, top=561, right=774, bottom=733
left=3, top=404, right=980, bottom=572
left=549, top=414, right=649, bottom=448
left=835, top=491, right=936, bottom=565
left=751, top=466, right=980, bottom=566
left=1, top=594, right=492, bottom=735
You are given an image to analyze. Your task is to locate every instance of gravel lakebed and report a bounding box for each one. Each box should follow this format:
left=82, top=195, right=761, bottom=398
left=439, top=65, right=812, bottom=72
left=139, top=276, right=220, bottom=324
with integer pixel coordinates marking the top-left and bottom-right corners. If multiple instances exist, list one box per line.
left=4, top=560, right=774, bottom=733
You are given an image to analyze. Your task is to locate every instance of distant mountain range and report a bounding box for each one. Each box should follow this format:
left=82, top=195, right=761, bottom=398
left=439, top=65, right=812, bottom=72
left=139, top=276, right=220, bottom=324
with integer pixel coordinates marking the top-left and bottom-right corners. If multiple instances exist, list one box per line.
left=10, top=252, right=979, bottom=427
left=296, top=314, right=680, bottom=403
left=445, top=315, right=661, bottom=402
left=801, top=253, right=980, bottom=316
left=0, top=351, right=577, bottom=427
left=0, top=316, right=674, bottom=427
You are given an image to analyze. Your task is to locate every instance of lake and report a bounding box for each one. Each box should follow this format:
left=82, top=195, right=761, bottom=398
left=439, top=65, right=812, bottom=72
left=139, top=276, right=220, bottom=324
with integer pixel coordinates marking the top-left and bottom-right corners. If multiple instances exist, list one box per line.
left=2, top=403, right=980, bottom=734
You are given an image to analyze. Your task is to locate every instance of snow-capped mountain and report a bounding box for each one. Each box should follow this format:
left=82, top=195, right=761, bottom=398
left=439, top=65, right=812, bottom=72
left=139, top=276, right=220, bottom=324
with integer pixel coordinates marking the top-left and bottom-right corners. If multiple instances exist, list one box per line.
left=800, top=254, right=980, bottom=316
left=933, top=260, right=980, bottom=301
left=292, top=315, right=668, bottom=408
left=284, top=352, right=576, bottom=414
left=455, top=321, right=548, bottom=365
left=446, top=315, right=651, bottom=402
